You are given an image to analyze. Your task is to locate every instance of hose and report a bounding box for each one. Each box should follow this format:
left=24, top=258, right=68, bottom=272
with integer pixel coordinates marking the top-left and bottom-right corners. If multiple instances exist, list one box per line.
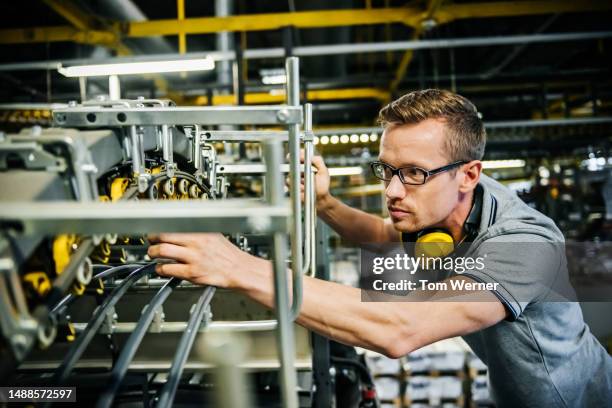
left=52, top=263, right=155, bottom=385
left=96, top=278, right=181, bottom=408
left=155, top=286, right=216, bottom=408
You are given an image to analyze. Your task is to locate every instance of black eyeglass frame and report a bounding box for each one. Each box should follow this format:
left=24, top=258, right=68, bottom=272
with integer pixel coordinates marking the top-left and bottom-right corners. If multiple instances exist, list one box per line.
left=369, top=160, right=468, bottom=185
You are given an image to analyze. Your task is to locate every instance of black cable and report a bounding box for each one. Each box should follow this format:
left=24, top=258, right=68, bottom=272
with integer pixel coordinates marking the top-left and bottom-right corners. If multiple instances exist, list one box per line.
left=96, top=278, right=181, bottom=408
left=49, top=264, right=143, bottom=317
left=155, top=286, right=216, bottom=408
left=52, top=264, right=155, bottom=385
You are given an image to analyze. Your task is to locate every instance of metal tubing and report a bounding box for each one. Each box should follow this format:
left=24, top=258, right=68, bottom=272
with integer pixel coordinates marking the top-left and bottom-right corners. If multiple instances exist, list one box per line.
left=155, top=286, right=216, bottom=408
left=285, top=57, right=303, bottom=321
left=272, top=232, right=298, bottom=408
left=97, top=278, right=181, bottom=408
left=53, top=264, right=154, bottom=384
left=108, top=75, right=121, bottom=100
left=302, top=103, right=313, bottom=276
left=161, top=124, right=173, bottom=163
left=129, top=125, right=141, bottom=176
left=4, top=31, right=611, bottom=71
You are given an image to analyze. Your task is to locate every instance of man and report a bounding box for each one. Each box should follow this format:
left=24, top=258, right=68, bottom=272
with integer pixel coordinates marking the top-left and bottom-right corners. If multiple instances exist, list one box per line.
left=148, top=90, right=611, bottom=407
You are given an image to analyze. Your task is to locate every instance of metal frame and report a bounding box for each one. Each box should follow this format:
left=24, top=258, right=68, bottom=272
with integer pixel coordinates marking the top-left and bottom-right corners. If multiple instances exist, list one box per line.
left=0, top=57, right=314, bottom=408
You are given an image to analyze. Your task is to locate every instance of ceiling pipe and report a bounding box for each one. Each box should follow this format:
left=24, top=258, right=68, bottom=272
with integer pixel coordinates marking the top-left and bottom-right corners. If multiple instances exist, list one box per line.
left=0, top=31, right=610, bottom=72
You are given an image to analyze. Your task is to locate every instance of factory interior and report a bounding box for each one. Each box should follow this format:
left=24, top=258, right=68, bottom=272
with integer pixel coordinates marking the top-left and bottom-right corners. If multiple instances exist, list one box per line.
left=0, top=0, right=611, bottom=407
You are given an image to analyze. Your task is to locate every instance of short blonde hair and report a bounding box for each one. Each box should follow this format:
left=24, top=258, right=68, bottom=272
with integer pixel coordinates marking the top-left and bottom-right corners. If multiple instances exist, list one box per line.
left=378, top=89, right=486, bottom=161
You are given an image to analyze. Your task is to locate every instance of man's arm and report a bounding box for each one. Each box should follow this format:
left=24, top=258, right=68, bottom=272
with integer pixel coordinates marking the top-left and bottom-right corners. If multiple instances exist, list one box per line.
left=308, top=154, right=399, bottom=243
left=149, top=233, right=506, bottom=358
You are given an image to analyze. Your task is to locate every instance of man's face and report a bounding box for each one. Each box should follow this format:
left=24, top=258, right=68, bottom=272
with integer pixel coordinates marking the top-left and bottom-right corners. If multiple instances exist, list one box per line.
left=379, top=119, right=461, bottom=233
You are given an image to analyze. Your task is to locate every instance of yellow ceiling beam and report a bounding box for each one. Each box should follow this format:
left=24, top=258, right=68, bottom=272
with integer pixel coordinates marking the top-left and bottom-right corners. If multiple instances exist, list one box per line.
left=190, top=88, right=390, bottom=106
left=127, top=7, right=423, bottom=37
left=1, top=1, right=609, bottom=49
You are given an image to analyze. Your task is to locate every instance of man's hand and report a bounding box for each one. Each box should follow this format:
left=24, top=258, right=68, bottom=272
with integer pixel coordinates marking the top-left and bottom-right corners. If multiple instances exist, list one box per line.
left=147, top=233, right=266, bottom=289
left=288, top=150, right=331, bottom=207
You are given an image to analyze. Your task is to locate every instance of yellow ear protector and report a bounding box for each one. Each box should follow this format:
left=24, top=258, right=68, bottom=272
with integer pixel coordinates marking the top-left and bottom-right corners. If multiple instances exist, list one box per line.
left=402, top=185, right=483, bottom=259
left=415, top=228, right=456, bottom=258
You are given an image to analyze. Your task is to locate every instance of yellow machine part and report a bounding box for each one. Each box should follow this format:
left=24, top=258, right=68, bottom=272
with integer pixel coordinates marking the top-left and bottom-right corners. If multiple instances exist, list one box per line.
left=110, top=178, right=129, bottom=201
left=66, top=322, right=76, bottom=342
left=23, top=272, right=51, bottom=297
left=53, top=234, right=77, bottom=276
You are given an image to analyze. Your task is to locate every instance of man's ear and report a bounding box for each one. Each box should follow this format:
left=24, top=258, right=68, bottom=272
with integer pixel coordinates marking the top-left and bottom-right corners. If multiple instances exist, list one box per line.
left=459, top=160, right=482, bottom=193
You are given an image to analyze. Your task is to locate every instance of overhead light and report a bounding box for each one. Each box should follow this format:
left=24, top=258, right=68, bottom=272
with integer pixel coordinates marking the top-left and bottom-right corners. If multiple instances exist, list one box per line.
left=328, top=166, right=364, bottom=177
left=313, top=136, right=320, bottom=145
left=359, top=133, right=369, bottom=143
left=260, top=68, right=286, bottom=85
left=330, top=135, right=339, bottom=144
left=58, top=57, right=215, bottom=77
left=320, top=136, right=329, bottom=145
left=369, top=133, right=378, bottom=142
left=350, top=134, right=359, bottom=143
left=481, top=159, right=525, bottom=169
left=340, top=135, right=350, bottom=144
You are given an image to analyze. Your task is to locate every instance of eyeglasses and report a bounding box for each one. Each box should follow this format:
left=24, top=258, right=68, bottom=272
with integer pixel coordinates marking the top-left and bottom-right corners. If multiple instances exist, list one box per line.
left=369, top=160, right=467, bottom=185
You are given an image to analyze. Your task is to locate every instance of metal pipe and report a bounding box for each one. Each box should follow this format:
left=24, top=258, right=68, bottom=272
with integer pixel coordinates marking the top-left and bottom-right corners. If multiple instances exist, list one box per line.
left=286, top=57, right=303, bottom=321
left=302, top=103, right=313, bottom=276
left=161, top=124, right=173, bottom=163
left=129, top=125, right=141, bottom=176
left=2, top=31, right=611, bottom=71
left=262, top=136, right=297, bottom=408
left=97, top=278, right=181, bottom=408
left=272, top=232, right=298, bottom=408
left=72, top=319, right=279, bottom=333
left=108, top=75, right=120, bottom=100
left=156, top=286, right=216, bottom=408
left=53, top=264, right=154, bottom=384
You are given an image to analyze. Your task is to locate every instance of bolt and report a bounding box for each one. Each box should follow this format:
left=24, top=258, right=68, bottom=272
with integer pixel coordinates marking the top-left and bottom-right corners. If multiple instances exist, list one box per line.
left=0, top=131, right=5, bottom=142
left=68, top=100, right=78, bottom=107
left=276, top=109, right=290, bottom=123
left=248, top=216, right=271, bottom=233
left=31, top=125, right=42, bottom=136
left=137, top=96, right=145, bottom=100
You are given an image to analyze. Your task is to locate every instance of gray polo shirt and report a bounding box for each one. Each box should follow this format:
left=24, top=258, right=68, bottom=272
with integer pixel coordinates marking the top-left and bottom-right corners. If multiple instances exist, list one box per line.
left=461, top=174, right=612, bottom=407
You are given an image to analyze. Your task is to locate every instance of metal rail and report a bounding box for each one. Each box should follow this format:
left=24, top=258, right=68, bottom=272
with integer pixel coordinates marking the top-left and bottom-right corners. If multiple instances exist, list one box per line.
left=0, top=199, right=290, bottom=235
left=52, top=105, right=302, bottom=127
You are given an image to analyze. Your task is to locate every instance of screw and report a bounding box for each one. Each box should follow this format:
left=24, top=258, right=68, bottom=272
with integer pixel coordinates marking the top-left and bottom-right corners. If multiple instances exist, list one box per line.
left=276, top=109, right=290, bottom=123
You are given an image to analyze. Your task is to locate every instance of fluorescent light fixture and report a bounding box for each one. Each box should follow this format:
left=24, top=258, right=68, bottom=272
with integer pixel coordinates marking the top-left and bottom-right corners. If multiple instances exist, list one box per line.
left=482, top=159, right=526, bottom=169
left=260, top=68, right=286, bottom=85
left=328, top=166, right=364, bottom=177
left=58, top=57, right=215, bottom=77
